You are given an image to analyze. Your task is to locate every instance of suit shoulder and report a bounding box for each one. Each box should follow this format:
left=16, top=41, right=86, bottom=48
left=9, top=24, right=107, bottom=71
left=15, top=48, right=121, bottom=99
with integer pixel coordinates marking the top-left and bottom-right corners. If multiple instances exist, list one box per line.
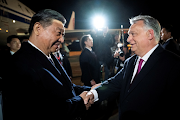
left=80, top=49, right=89, bottom=58
left=124, top=54, right=137, bottom=63
left=163, top=49, right=180, bottom=61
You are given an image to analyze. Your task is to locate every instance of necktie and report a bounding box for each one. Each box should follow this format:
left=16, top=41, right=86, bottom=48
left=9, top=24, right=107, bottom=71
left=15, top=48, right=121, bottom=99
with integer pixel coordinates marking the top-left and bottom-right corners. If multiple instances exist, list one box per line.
left=137, top=59, right=144, bottom=75
left=130, top=59, right=144, bottom=85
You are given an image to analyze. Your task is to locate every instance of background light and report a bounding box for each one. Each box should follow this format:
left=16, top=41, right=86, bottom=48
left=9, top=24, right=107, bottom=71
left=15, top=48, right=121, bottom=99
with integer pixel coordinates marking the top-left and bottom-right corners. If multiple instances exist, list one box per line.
left=93, top=16, right=106, bottom=30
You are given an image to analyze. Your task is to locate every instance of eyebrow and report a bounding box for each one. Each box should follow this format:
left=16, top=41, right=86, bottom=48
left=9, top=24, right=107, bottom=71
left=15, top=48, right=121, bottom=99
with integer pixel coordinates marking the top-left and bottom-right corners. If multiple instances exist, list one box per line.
left=128, top=30, right=136, bottom=34
left=56, top=27, right=64, bottom=31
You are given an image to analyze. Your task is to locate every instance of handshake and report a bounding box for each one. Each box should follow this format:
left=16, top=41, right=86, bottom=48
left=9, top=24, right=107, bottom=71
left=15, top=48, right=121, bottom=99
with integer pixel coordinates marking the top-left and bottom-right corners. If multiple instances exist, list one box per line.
left=79, top=83, right=101, bottom=110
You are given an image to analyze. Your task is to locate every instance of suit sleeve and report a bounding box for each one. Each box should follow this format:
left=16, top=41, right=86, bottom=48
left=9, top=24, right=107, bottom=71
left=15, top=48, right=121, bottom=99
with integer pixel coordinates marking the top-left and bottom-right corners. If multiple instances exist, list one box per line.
left=96, top=59, right=128, bottom=101
left=7, top=61, right=88, bottom=119
left=73, top=83, right=91, bottom=95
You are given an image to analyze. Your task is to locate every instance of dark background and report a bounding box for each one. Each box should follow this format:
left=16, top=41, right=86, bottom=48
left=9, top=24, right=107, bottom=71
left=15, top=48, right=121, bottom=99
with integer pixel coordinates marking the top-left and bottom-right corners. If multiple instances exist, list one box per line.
left=19, top=0, right=179, bottom=30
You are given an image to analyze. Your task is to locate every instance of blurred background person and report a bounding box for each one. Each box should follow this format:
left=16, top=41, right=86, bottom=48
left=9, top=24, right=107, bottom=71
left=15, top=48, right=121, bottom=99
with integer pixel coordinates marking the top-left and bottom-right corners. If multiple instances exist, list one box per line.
left=111, top=32, right=121, bottom=53
left=93, top=27, right=113, bottom=80
left=113, top=44, right=131, bottom=76
left=109, top=32, right=131, bottom=77
left=79, top=34, right=101, bottom=86
left=53, top=43, right=72, bottom=80
left=0, top=35, right=21, bottom=118
left=110, top=32, right=122, bottom=76
left=0, top=35, right=21, bottom=85
left=5, top=35, right=21, bottom=56
left=160, top=24, right=180, bottom=56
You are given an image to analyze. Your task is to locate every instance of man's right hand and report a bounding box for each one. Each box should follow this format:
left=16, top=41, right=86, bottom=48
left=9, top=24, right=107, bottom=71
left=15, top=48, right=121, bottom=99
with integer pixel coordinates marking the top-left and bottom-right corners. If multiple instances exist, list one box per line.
left=84, top=92, right=94, bottom=110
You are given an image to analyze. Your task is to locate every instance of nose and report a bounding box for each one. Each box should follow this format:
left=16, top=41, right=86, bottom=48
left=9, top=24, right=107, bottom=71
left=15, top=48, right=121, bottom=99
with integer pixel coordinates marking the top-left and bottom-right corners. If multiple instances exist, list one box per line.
left=59, top=36, right=64, bottom=43
left=127, top=34, right=132, bottom=43
left=17, top=42, right=21, bottom=47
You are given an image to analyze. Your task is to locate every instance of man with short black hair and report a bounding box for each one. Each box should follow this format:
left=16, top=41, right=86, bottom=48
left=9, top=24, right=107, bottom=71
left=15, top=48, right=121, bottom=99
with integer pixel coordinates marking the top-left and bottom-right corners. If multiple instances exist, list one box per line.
left=0, top=35, right=21, bottom=80
left=5, top=9, right=91, bottom=120
left=161, top=24, right=180, bottom=55
left=6, top=35, right=21, bottom=55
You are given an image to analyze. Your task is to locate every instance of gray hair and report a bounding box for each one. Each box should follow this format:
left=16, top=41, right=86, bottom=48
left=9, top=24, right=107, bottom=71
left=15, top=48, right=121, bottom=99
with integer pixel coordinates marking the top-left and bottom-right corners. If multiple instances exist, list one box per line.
left=129, top=15, right=161, bottom=41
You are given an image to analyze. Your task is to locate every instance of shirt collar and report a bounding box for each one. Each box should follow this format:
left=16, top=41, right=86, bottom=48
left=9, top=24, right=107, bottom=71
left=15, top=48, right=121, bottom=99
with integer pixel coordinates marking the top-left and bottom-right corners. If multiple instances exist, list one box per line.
left=10, top=51, right=15, bottom=55
left=138, top=44, right=159, bottom=62
left=85, top=47, right=92, bottom=51
left=165, top=37, right=173, bottom=43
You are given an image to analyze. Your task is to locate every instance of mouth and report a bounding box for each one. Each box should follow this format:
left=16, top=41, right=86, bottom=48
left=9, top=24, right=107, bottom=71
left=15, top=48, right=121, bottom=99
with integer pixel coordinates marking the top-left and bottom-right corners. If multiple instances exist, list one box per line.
left=52, top=41, right=61, bottom=47
left=130, top=43, right=136, bottom=47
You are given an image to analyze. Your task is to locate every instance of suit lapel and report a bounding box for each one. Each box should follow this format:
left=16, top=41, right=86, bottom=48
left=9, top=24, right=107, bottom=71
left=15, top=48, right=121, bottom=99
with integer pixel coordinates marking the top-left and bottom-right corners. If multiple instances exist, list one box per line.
left=51, top=54, right=72, bottom=86
left=121, top=55, right=137, bottom=100
left=25, top=42, right=74, bottom=95
left=126, top=45, right=164, bottom=95
left=123, top=45, right=163, bottom=100
left=51, top=54, right=76, bottom=96
left=125, top=56, right=138, bottom=92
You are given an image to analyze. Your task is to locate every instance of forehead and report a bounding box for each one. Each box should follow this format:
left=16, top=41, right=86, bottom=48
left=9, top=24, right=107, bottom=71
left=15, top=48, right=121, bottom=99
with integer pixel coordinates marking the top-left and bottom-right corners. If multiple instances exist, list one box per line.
left=11, top=38, right=20, bottom=41
left=128, top=20, right=145, bottom=33
left=51, top=19, right=65, bottom=30
left=161, top=28, right=167, bottom=32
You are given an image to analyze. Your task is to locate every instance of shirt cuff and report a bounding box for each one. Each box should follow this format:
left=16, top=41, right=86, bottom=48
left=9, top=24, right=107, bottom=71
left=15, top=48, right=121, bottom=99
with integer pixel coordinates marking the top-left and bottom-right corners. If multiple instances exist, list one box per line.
left=86, top=89, right=99, bottom=102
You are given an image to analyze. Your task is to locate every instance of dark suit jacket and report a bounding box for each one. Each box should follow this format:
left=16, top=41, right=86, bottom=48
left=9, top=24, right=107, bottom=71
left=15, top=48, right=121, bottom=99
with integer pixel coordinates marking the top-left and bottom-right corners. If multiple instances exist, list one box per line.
left=162, top=38, right=180, bottom=56
left=5, top=42, right=90, bottom=120
left=0, top=50, right=13, bottom=91
left=79, top=48, right=101, bottom=86
left=96, top=45, right=180, bottom=120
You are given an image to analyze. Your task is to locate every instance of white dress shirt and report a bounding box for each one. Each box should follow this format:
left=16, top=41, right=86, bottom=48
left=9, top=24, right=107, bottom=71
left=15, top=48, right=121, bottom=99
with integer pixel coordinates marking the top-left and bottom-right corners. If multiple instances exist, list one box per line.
left=10, top=51, right=15, bottom=55
left=85, top=47, right=92, bottom=52
left=130, top=44, right=159, bottom=83
left=89, top=44, right=159, bottom=102
left=165, top=37, right=173, bottom=43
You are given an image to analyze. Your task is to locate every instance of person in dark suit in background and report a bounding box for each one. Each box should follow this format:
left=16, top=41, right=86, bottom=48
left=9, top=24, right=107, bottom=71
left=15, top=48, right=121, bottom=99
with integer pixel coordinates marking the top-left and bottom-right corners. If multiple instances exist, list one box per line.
left=85, top=15, right=180, bottom=120
left=0, top=35, right=21, bottom=97
left=53, top=43, right=72, bottom=79
left=93, top=27, right=113, bottom=80
left=161, top=24, right=180, bottom=55
left=79, top=34, right=101, bottom=86
left=0, top=35, right=21, bottom=68
left=4, top=9, right=91, bottom=120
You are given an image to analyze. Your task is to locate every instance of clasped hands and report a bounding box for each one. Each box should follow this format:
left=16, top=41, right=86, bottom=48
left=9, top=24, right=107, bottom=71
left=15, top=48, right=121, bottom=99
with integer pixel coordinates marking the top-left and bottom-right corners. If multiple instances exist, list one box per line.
left=79, top=83, right=101, bottom=110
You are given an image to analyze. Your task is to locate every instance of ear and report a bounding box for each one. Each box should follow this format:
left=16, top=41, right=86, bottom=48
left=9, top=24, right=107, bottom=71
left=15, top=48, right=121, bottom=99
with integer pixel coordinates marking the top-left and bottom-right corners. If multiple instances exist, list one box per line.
left=84, top=41, right=87, bottom=45
left=33, top=22, right=42, bottom=36
left=7, top=43, right=10, bottom=47
left=167, top=31, right=172, bottom=37
left=147, top=29, right=154, bottom=40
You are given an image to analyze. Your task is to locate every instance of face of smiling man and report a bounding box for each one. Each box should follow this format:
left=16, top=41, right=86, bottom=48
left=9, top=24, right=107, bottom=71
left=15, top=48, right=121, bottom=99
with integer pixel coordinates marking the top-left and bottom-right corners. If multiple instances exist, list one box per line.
left=31, top=19, right=65, bottom=56
left=41, top=19, right=65, bottom=55
left=127, top=20, right=158, bottom=57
